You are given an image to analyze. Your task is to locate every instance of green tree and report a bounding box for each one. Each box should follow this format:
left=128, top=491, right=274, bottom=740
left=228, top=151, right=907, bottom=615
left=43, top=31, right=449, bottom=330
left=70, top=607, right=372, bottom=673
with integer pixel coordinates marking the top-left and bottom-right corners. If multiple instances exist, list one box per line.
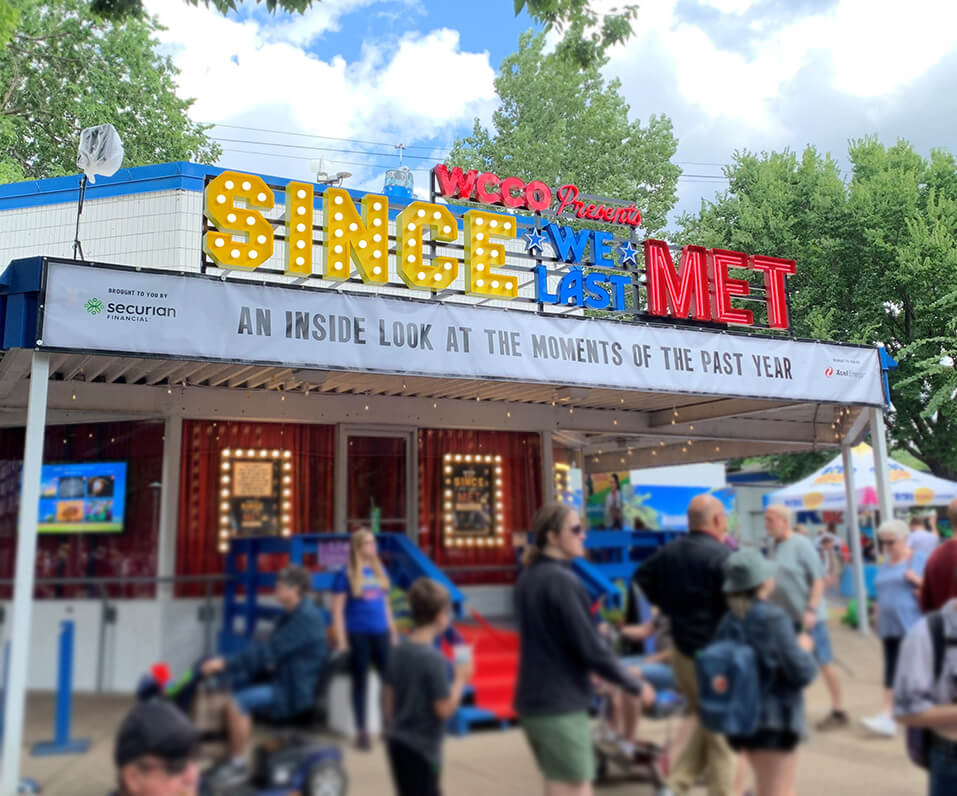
left=681, top=139, right=957, bottom=479
left=448, top=32, right=680, bottom=236
left=90, top=0, right=315, bottom=16
left=0, top=0, right=220, bottom=182
left=517, top=0, right=638, bottom=68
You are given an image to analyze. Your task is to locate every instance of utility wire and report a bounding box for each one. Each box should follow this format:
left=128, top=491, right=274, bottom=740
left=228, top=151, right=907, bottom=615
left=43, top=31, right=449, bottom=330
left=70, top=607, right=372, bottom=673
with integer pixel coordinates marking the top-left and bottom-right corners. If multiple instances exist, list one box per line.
left=218, top=146, right=729, bottom=180
left=207, top=122, right=731, bottom=170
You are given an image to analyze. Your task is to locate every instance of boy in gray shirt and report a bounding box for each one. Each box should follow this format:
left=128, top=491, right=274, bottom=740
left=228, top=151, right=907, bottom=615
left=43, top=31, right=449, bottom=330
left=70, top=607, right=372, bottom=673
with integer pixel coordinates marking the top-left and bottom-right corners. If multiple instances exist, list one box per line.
left=383, top=578, right=472, bottom=796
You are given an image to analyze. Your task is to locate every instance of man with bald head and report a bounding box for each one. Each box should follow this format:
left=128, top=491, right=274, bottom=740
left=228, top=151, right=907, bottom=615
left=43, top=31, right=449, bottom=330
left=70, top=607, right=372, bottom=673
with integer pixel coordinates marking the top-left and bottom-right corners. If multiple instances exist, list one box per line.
left=919, top=498, right=957, bottom=612
left=765, top=503, right=847, bottom=731
left=633, top=493, right=735, bottom=796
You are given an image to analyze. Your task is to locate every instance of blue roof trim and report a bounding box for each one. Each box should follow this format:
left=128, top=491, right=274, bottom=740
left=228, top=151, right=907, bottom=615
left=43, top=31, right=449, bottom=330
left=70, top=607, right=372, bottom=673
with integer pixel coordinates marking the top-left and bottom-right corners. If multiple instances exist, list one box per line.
left=0, top=161, right=382, bottom=211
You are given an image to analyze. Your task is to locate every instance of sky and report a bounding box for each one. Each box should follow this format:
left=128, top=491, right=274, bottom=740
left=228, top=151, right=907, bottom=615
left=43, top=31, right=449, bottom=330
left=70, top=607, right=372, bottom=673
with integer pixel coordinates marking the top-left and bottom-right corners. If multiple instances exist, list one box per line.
left=145, top=0, right=957, bottom=225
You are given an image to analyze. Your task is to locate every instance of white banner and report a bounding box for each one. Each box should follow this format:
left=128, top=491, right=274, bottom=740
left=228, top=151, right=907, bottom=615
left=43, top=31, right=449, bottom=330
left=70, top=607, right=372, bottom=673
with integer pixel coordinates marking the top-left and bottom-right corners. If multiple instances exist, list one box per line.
left=40, top=261, right=886, bottom=406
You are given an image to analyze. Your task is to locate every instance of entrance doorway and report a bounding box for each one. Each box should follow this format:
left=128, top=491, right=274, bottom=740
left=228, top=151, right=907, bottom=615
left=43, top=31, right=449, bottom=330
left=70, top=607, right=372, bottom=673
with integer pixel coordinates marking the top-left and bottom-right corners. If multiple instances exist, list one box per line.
left=335, top=427, right=417, bottom=539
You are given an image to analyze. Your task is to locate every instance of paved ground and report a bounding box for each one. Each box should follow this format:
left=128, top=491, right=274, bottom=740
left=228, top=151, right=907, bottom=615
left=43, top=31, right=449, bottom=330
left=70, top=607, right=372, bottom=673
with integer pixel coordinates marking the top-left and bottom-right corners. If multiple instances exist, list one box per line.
left=14, top=620, right=924, bottom=795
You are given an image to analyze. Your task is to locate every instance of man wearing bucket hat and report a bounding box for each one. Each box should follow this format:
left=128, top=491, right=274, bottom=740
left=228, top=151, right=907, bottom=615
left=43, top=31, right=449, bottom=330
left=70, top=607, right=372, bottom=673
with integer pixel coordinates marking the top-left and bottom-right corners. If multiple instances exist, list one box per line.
left=708, top=548, right=817, bottom=796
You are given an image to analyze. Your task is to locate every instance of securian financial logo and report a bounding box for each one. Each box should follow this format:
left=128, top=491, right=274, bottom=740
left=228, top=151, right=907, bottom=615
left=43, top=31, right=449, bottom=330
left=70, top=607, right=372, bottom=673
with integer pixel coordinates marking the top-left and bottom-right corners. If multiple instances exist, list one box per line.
left=85, top=297, right=104, bottom=315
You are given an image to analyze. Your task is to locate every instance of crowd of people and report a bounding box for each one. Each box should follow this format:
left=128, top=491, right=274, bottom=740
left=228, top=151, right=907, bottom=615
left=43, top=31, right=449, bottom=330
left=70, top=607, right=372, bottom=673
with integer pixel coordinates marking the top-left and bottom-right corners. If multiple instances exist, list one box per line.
left=109, top=496, right=957, bottom=796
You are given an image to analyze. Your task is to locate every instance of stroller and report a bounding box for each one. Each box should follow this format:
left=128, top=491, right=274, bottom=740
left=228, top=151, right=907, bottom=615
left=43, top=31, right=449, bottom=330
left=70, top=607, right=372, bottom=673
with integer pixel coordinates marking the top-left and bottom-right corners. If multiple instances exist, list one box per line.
left=592, top=686, right=671, bottom=789
left=137, top=653, right=349, bottom=796
left=592, top=586, right=681, bottom=791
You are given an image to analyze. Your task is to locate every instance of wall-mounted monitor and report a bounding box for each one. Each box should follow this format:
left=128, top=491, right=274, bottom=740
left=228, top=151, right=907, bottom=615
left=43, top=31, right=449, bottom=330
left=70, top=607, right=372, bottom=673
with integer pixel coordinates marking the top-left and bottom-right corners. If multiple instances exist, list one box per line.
left=37, top=461, right=128, bottom=533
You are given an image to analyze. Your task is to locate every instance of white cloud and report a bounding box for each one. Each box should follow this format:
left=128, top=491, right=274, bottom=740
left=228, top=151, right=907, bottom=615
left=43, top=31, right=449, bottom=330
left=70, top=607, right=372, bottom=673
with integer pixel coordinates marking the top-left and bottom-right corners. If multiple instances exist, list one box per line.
left=144, top=0, right=496, bottom=188
left=598, top=0, right=957, bottom=217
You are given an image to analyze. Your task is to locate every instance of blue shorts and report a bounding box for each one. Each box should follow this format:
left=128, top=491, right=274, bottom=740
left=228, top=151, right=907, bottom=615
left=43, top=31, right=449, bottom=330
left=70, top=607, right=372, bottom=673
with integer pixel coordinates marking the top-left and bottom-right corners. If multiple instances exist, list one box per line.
left=809, top=622, right=834, bottom=666
left=233, top=683, right=277, bottom=715
left=618, top=657, right=677, bottom=692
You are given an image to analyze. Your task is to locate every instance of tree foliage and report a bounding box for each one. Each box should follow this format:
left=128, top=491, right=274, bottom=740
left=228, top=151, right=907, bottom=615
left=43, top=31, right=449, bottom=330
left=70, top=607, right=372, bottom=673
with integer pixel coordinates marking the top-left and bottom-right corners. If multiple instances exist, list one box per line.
left=448, top=32, right=680, bottom=236
left=0, top=0, right=220, bottom=182
left=90, top=0, right=313, bottom=16
left=681, top=139, right=957, bottom=479
left=516, top=0, right=638, bottom=68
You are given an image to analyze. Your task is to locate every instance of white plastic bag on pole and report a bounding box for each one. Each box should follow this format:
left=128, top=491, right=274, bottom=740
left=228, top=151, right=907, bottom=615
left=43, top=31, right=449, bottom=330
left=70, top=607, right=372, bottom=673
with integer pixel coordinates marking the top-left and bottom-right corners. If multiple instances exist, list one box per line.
left=76, top=124, right=124, bottom=183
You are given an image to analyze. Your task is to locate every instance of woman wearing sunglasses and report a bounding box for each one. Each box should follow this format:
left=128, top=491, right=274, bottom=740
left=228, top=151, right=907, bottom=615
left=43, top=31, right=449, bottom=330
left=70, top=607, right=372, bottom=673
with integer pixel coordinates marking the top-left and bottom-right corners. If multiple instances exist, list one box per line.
left=861, top=518, right=928, bottom=737
left=515, top=502, right=642, bottom=796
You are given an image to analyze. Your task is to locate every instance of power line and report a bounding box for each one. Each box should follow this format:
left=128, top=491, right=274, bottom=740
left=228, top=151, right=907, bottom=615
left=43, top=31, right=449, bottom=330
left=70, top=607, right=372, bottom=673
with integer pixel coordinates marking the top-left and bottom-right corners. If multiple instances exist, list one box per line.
left=219, top=146, right=728, bottom=180
left=206, top=122, right=732, bottom=170
left=206, top=122, right=439, bottom=152
left=211, top=136, right=439, bottom=161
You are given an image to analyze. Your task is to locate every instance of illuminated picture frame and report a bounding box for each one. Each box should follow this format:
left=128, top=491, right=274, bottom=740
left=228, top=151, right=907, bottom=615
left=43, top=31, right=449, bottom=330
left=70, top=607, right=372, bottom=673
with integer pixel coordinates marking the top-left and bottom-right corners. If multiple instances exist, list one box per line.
left=554, top=462, right=573, bottom=504
left=218, top=448, right=293, bottom=553
left=442, top=453, right=505, bottom=548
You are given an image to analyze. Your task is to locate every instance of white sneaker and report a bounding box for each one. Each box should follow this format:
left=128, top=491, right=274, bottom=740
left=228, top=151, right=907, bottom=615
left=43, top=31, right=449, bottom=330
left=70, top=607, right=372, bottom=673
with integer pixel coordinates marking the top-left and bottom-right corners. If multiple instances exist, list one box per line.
left=860, top=713, right=897, bottom=737
left=616, top=739, right=636, bottom=759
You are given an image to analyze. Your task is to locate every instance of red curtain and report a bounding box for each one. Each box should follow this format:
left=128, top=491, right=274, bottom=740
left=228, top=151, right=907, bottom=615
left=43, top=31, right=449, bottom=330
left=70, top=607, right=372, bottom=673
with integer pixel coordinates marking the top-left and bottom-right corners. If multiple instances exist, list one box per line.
left=346, top=436, right=406, bottom=533
left=176, top=420, right=334, bottom=595
left=418, top=428, right=542, bottom=585
left=0, top=420, right=164, bottom=599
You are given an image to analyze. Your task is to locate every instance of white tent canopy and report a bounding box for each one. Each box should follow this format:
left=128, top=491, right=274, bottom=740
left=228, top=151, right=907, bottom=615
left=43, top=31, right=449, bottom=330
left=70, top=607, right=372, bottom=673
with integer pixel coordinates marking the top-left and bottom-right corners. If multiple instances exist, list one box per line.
left=768, top=443, right=957, bottom=512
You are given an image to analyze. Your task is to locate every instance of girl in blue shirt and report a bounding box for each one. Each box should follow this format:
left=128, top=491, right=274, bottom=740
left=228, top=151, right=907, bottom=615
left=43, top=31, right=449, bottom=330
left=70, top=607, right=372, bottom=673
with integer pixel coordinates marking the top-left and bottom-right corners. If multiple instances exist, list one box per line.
left=861, top=519, right=927, bottom=738
left=332, top=529, right=397, bottom=750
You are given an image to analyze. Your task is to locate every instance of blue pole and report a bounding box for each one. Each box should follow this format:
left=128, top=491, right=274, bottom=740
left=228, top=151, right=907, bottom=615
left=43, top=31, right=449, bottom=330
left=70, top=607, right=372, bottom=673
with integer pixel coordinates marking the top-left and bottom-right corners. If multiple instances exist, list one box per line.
left=53, top=621, right=72, bottom=744
left=31, top=620, right=89, bottom=756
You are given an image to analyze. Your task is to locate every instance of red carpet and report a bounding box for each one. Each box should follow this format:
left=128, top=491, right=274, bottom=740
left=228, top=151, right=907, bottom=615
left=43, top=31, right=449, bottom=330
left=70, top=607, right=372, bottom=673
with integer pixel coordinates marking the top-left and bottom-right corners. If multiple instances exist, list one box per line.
left=453, top=612, right=519, bottom=720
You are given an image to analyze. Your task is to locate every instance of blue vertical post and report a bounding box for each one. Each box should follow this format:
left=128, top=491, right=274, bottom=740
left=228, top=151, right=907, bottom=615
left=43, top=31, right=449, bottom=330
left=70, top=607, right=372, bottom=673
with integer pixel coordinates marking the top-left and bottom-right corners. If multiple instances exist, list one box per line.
left=31, top=620, right=90, bottom=755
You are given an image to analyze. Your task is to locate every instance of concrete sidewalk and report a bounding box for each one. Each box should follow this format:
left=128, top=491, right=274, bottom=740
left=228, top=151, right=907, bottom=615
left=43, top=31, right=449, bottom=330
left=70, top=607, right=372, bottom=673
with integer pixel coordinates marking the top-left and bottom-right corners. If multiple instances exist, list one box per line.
left=14, top=621, right=924, bottom=795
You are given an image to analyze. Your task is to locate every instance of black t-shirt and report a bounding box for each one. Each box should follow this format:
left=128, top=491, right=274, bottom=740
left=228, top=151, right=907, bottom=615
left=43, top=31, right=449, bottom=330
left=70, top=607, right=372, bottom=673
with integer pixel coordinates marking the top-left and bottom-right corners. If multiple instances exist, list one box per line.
left=385, top=640, right=450, bottom=766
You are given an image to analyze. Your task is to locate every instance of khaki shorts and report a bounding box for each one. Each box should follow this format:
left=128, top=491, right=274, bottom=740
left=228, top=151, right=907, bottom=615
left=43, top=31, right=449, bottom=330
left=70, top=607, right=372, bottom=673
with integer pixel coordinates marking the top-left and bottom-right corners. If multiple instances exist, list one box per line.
left=520, top=711, right=594, bottom=784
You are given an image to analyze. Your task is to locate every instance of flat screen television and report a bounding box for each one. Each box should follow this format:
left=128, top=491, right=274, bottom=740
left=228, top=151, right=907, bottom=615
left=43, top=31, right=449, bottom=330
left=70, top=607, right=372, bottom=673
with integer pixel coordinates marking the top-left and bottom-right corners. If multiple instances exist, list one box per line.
left=37, top=461, right=128, bottom=533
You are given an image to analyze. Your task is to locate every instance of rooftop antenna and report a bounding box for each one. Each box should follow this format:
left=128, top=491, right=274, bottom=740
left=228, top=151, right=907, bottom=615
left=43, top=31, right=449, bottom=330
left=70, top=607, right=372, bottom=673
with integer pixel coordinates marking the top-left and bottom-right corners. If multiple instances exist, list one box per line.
left=309, top=156, right=351, bottom=186
left=395, top=143, right=406, bottom=166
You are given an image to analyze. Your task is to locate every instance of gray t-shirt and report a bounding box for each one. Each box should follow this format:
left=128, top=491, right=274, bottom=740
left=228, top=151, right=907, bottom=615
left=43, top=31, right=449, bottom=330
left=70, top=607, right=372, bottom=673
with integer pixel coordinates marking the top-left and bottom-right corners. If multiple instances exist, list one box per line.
left=385, top=639, right=450, bottom=766
left=893, top=598, right=957, bottom=743
left=769, top=533, right=826, bottom=623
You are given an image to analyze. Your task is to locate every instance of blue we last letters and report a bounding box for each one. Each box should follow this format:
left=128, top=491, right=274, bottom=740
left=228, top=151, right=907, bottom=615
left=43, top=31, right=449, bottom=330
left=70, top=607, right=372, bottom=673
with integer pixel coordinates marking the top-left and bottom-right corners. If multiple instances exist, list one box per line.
left=534, top=223, right=633, bottom=310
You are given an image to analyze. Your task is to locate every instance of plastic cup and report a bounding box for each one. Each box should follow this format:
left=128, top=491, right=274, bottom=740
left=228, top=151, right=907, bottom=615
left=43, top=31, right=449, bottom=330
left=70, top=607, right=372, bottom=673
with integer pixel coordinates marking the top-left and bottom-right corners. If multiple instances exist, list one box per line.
left=452, top=644, right=473, bottom=666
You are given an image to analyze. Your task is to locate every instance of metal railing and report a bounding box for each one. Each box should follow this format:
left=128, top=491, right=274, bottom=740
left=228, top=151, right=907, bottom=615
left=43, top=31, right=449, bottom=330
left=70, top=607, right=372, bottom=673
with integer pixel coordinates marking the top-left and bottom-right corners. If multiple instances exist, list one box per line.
left=0, top=574, right=231, bottom=692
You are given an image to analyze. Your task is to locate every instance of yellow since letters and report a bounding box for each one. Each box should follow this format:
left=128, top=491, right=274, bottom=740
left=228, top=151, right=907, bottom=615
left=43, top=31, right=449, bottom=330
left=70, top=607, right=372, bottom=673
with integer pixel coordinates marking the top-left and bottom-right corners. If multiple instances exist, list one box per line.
left=203, top=172, right=275, bottom=270
left=396, top=202, right=459, bottom=290
left=284, top=182, right=314, bottom=276
left=323, top=187, right=388, bottom=283
left=463, top=209, right=518, bottom=298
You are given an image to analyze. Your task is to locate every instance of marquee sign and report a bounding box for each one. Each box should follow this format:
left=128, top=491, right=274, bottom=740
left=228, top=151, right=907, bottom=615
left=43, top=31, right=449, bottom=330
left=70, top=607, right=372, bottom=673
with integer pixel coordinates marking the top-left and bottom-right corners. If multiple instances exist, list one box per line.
left=201, top=169, right=796, bottom=331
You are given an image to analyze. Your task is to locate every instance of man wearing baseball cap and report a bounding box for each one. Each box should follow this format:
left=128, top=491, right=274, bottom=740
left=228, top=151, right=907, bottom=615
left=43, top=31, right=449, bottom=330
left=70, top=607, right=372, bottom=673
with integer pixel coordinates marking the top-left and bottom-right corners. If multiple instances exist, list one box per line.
left=113, top=701, right=200, bottom=795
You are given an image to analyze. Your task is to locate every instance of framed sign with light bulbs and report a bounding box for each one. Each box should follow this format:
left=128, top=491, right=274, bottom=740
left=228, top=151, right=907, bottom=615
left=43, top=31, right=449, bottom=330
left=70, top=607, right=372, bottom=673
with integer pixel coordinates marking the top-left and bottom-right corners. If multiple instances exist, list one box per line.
left=442, top=453, right=504, bottom=547
left=218, top=448, right=293, bottom=553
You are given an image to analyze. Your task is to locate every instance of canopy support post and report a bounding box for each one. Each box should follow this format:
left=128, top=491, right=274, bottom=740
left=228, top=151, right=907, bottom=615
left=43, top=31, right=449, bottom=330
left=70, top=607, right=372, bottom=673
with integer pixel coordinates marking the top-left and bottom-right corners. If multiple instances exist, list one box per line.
left=842, top=442, right=870, bottom=635
left=869, top=408, right=895, bottom=525
left=0, top=351, right=50, bottom=794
